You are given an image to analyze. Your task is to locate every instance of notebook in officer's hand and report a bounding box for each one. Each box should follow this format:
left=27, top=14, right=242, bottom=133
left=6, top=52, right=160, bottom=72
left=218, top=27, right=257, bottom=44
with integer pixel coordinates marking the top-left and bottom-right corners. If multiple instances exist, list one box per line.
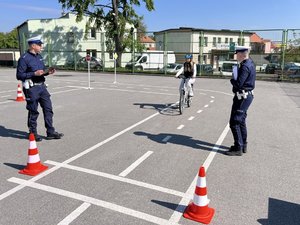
left=232, top=65, right=238, bottom=80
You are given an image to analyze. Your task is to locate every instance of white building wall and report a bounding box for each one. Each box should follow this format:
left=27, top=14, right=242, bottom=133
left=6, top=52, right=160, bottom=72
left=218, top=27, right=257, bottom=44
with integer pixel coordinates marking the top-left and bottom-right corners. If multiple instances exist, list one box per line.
left=18, top=13, right=134, bottom=67
left=155, top=30, right=251, bottom=64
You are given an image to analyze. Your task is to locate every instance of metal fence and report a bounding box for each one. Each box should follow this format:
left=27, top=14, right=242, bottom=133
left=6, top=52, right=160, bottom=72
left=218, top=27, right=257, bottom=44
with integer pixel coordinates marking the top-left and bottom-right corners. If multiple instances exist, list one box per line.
left=16, top=29, right=300, bottom=81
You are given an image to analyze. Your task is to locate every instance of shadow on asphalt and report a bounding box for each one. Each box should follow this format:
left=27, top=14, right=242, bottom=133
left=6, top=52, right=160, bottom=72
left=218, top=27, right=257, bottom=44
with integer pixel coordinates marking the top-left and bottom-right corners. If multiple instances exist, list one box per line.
left=134, top=131, right=229, bottom=153
left=0, top=125, right=28, bottom=140
left=133, top=102, right=183, bottom=116
left=257, top=198, right=300, bottom=225
left=151, top=199, right=186, bottom=213
left=3, top=163, right=25, bottom=170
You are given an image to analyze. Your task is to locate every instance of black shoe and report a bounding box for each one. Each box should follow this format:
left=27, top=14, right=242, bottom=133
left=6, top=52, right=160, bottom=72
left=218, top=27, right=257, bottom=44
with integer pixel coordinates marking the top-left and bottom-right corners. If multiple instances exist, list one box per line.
left=46, top=131, right=64, bottom=140
left=30, top=133, right=42, bottom=142
left=243, top=143, right=247, bottom=153
left=225, top=145, right=242, bottom=156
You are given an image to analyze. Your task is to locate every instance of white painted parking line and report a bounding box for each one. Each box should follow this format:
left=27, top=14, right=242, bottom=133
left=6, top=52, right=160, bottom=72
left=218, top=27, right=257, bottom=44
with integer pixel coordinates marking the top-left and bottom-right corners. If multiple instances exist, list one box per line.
left=204, top=104, right=209, bottom=108
left=1, top=95, right=11, bottom=98
left=52, top=86, right=69, bottom=90
left=199, top=88, right=232, bottom=96
left=162, top=135, right=172, bottom=143
left=197, top=109, right=203, bottom=114
left=62, top=86, right=95, bottom=90
left=188, top=116, right=195, bottom=121
left=0, top=89, right=15, bottom=94
left=143, top=88, right=150, bottom=90
left=45, top=160, right=189, bottom=198
left=68, top=85, right=178, bottom=96
left=0, top=103, right=177, bottom=202
left=0, top=89, right=81, bottom=105
left=64, top=113, right=161, bottom=165
left=203, top=123, right=230, bottom=169
left=119, top=151, right=153, bottom=177
left=52, top=78, right=81, bottom=82
left=177, top=125, right=184, bottom=130
left=210, top=100, right=214, bottom=103
left=51, top=89, right=82, bottom=95
left=8, top=178, right=179, bottom=225
left=57, top=202, right=91, bottom=225
left=210, top=96, right=215, bottom=99
left=168, top=123, right=230, bottom=223
left=0, top=100, right=14, bottom=105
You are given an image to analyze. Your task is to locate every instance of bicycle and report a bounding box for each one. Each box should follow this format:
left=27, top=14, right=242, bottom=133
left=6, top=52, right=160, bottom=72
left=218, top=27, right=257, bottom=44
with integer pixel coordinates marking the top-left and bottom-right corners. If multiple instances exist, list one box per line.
left=178, top=76, right=192, bottom=114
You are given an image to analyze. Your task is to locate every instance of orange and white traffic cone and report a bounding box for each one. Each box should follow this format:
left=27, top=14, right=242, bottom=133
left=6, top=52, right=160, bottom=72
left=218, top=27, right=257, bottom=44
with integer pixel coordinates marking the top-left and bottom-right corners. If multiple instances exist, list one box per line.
left=19, top=133, right=48, bottom=176
left=183, top=166, right=215, bottom=224
left=15, top=84, right=25, bottom=102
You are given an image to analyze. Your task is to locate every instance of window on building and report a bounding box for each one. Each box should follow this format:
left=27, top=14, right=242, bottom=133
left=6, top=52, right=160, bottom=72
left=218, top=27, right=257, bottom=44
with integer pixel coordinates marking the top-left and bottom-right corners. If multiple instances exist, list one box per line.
left=90, top=28, right=96, bottom=39
left=86, top=49, right=97, bottom=58
left=218, top=37, right=221, bottom=44
left=230, top=38, right=233, bottom=43
left=204, top=37, right=208, bottom=47
left=225, top=38, right=228, bottom=44
left=213, top=37, right=217, bottom=47
left=200, top=37, right=208, bottom=47
left=203, top=55, right=207, bottom=64
left=238, top=38, right=245, bottom=45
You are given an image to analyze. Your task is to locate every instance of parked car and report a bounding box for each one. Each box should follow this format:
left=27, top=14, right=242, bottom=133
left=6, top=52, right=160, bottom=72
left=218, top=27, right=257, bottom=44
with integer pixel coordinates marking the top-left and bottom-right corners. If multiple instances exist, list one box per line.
left=160, top=63, right=183, bottom=74
left=275, top=63, right=300, bottom=76
left=196, top=64, right=214, bottom=75
left=220, top=61, right=238, bottom=76
left=259, top=64, right=268, bottom=72
left=265, top=63, right=280, bottom=74
left=288, top=68, right=300, bottom=78
left=77, top=57, right=103, bottom=69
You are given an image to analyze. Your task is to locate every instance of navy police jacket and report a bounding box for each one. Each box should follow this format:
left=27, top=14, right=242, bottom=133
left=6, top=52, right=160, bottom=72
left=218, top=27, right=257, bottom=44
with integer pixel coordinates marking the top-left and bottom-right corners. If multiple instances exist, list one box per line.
left=230, top=58, right=256, bottom=93
left=16, top=51, right=48, bottom=83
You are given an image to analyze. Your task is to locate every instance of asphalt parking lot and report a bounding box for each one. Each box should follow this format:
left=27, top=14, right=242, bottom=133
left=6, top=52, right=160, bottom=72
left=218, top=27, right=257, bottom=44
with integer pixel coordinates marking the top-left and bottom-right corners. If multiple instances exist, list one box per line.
left=0, top=68, right=299, bottom=225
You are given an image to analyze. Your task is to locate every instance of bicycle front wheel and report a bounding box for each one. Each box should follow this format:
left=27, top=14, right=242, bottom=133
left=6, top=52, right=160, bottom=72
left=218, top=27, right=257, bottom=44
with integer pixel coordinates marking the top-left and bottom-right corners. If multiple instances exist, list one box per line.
left=179, top=91, right=184, bottom=114
left=187, top=96, right=192, bottom=107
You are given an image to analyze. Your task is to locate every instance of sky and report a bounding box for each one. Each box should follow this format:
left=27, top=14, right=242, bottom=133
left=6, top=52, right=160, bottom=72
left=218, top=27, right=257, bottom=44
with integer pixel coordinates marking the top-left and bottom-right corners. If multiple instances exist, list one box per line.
left=1, top=0, right=300, bottom=40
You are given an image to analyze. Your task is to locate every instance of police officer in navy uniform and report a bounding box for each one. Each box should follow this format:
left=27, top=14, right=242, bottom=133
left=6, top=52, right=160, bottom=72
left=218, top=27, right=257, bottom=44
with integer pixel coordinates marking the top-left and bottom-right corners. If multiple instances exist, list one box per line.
left=226, top=46, right=256, bottom=156
left=16, top=35, right=63, bottom=142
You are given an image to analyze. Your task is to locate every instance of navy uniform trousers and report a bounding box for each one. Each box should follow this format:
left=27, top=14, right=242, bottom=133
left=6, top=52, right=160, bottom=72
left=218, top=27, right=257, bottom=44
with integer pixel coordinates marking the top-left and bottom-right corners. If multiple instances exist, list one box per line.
left=229, top=93, right=253, bottom=149
left=24, top=84, right=55, bottom=135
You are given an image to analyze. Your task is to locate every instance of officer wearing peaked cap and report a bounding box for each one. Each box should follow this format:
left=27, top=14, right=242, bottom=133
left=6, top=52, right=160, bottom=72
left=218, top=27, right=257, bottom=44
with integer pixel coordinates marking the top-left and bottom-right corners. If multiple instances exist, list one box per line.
left=16, top=35, right=63, bottom=142
left=225, top=46, right=256, bottom=156
left=27, top=35, right=43, bottom=45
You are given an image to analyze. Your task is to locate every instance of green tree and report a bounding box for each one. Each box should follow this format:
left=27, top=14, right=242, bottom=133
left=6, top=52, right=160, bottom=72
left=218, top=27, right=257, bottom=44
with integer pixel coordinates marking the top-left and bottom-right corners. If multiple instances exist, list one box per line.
left=286, top=46, right=300, bottom=62
left=0, top=29, right=18, bottom=49
left=58, top=0, right=155, bottom=66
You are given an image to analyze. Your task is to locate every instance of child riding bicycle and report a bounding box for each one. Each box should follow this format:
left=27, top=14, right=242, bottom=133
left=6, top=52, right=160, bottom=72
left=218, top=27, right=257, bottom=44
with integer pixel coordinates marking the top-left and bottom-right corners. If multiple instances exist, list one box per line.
left=175, top=54, right=197, bottom=97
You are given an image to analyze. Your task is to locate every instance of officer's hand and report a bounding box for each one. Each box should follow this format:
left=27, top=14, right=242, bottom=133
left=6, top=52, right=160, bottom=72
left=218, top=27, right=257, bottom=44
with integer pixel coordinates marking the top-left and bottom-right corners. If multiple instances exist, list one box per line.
left=48, top=67, right=56, bottom=75
left=34, top=70, right=44, bottom=76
